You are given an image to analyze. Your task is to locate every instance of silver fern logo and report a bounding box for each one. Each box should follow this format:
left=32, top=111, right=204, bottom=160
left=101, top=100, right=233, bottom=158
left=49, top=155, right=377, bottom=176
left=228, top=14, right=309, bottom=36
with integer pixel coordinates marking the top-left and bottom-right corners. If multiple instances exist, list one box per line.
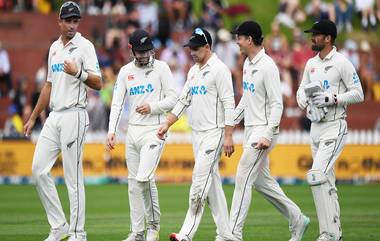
left=140, top=37, right=148, bottom=44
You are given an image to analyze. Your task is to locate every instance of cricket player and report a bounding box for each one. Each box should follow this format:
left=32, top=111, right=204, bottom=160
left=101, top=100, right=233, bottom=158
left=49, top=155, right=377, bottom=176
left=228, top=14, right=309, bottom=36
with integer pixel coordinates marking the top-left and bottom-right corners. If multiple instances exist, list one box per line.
left=106, top=29, right=177, bottom=241
left=297, top=20, right=364, bottom=241
left=24, top=2, right=102, bottom=241
left=229, top=21, right=310, bottom=241
left=157, top=27, right=236, bottom=241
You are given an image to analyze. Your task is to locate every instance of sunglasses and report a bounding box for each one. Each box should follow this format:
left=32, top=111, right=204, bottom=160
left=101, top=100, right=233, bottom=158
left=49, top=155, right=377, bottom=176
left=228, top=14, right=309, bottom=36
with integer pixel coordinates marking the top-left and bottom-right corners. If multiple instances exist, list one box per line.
left=194, top=28, right=209, bottom=46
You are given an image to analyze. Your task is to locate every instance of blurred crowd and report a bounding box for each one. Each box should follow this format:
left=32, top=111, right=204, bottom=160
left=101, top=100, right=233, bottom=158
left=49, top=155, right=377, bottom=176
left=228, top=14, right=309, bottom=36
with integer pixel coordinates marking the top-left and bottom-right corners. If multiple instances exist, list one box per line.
left=1, top=0, right=380, bottom=139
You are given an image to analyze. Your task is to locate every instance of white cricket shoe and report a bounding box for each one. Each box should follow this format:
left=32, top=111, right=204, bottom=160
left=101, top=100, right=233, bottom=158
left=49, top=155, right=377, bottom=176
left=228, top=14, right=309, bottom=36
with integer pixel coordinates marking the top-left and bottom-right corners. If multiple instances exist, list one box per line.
left=67, top=235, right=87, bottom=241
left=122, top=232, right=145, bottom=241
left=317, top=232, right=338, bottom=241
left=44, top=223, right=69, bottom=241
left=146, top=228, right=159, bottom=241
left=169, top=233, right=190, bottom=241
left=289, top=214, right=310, bottom=241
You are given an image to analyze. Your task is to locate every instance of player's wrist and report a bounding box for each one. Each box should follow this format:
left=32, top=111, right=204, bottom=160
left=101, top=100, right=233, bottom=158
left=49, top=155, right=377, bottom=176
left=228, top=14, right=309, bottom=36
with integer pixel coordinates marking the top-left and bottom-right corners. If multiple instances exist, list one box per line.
left=75, top=68, right=88, bottom=82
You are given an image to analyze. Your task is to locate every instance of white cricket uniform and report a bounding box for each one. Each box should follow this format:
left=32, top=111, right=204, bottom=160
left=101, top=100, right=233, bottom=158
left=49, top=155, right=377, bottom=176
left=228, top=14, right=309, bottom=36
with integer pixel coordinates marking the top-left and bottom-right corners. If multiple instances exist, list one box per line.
left=108, top=59, right=177, bottom=234
left=31, top=32, right=101, bottom=239
left=230, top=49, right=303, bottom=241
left=171, top=53, right=235, bottom=241
left=297, top=46, right=363, bottom=238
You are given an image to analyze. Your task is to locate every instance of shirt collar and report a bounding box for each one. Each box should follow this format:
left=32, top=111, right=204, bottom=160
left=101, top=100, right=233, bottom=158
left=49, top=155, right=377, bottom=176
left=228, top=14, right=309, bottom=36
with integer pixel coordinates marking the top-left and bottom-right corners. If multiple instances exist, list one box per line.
left=59, top=32, right=82, bottom=47
left=319, top=46, right=336, bottom=61
left=248, top=48, right=265, bottom=65
left=198, top=53, right=218, bottom=70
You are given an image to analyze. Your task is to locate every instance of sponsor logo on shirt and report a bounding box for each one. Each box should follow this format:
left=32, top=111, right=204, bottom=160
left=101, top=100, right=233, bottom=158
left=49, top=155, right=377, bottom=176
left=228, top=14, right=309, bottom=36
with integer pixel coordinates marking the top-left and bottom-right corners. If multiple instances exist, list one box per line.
left=202, top=71, right=210, bottom=77
left=51, top=63, right=64, bottom=73
left=323, top=80, right=330, bottom=90
left=191, top=85, right=207, bottom=95
left=95, top=62, right=100, bottom=73
left=243, top=81, right=255, bottom=93
left=129, top=84, right=154, bottom=96
left=352, top=72, right=360, bottom=84
left=251, top=69, right=258, bottom=76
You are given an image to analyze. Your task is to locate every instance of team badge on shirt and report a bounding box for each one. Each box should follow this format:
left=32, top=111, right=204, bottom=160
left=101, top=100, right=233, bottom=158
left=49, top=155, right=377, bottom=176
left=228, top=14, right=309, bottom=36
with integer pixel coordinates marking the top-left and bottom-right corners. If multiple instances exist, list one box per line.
left=202, top=71, right=210, bottom=77
left=324, top=65, right=333, bottom=73
left=128, top=74, right=134, bottom=81
left=145, top=70, right=153, bottom=78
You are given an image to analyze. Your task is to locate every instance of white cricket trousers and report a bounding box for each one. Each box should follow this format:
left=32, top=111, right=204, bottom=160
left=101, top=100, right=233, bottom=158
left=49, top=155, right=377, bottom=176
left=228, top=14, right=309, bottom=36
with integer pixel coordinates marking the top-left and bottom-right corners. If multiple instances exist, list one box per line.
left=179, top=128, right=235, bottom=241
left=230, top=126, right=302, bottom=241
left=32, top=108, right=89, bottom=238
left=310, top=119, right=347, bottom=237
left=126, top=124, right=164, bottom=234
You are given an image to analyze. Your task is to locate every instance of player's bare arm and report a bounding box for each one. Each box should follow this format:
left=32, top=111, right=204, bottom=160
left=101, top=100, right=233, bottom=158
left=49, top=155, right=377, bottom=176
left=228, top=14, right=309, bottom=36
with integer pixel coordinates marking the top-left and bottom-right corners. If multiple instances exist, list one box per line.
left=24, top=81, right=52, bottom=136
left=157, top=113, right=178, bottom=140
left=224, top=125, right=234, bottom=157
left=64, top=59, right=102, bottom=90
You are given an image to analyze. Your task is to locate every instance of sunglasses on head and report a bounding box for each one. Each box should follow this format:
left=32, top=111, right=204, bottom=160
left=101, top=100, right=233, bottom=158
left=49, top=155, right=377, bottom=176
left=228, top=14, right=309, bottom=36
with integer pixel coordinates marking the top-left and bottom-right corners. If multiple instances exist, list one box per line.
left=194, top=28, right=209, bottom=46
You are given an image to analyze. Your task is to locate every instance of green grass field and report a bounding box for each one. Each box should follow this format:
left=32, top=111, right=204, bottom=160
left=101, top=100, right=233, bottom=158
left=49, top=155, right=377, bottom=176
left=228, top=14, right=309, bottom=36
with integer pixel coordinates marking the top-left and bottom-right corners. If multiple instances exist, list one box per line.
left=1, top=184, right=379, bottom=241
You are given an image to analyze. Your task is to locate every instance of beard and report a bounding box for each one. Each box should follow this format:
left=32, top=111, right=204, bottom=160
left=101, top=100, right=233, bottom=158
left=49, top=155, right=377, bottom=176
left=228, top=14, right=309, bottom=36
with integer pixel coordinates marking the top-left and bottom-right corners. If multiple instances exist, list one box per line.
left=311, top=43, right=325, bottom=51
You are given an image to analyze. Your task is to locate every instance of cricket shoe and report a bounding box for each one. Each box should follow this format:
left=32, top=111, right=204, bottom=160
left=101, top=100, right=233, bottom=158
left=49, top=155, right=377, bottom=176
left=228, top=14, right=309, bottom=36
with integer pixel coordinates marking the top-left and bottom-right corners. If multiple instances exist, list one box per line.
left=146, top=228, right=159, bottom=241
left=317, top=232, right=339, bottom=241
left=169, top=233, right=190, bottom=241
left=67, top=235, right=87, bottom=241
left=44, top=223, right=69, bottom=241
left=122, top=232, right=145, bottom=241
left=289, top=214, right=310, bottom=241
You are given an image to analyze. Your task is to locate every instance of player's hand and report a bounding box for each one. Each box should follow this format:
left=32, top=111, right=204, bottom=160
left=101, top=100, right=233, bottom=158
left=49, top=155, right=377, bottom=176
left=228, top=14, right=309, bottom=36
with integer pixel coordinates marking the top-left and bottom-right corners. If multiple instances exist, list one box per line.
left=255, top=137, right=271, bottom=150
left=23, top=118, right=36, bottom=137
left=106, top=133, right=116, bottom=151
left=157, top=122, right=169, bottom=140
left=224, top=135, right=234, bottom=157
left=136, top=103, right=151, bottom=115
left=312, top=92, right=335, bottom=107
left=63, top=59, right=79, bottom=76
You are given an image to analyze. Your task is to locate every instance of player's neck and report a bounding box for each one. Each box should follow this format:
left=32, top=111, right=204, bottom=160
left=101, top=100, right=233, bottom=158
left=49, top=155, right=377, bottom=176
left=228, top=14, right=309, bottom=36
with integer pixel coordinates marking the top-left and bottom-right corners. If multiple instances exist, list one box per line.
left=61, top=35, right=73, bottom=46
left=198, top=51, right=212, bottom=67
left=247, top=46, right=263, bottom=61
left=318, top=45, right=333, bottom=60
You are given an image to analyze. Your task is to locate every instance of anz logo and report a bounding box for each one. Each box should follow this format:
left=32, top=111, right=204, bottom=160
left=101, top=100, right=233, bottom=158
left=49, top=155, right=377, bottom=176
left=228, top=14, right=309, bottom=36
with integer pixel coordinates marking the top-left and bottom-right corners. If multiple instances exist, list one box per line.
left=243, top=81, right=255, bottom=93
left=129, top=84, right=154, bottom=96
left=191, top=85, right=207, bottom=95
left=51, top=63, right=64, bottom=73
left=323, top=80, right=330, bottom=90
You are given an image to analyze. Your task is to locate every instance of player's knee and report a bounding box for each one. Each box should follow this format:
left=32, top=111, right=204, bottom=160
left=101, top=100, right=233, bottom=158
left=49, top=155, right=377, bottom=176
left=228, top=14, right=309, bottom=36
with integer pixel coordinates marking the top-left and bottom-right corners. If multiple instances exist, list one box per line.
left=306, top=169, right=328, bottom=186
left=190, top=193, right=204, bottom=215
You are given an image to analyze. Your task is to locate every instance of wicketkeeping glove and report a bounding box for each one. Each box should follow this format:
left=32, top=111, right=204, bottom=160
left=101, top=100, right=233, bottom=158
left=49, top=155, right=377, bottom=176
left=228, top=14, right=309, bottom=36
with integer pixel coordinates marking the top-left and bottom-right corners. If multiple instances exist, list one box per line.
left=312, top=91, right=336, bottom=107
left=306, top=102, right=327, bottom=122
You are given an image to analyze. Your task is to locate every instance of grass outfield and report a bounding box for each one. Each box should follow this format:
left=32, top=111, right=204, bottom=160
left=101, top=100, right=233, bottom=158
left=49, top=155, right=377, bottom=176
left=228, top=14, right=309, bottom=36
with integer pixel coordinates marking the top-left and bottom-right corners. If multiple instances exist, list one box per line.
left=0, top=184, right=379, bottom=241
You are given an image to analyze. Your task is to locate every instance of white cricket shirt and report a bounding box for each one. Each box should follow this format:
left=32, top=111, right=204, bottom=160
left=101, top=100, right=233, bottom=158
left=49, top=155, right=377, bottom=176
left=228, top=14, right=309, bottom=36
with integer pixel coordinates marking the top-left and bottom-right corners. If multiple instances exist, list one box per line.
left=234, top=48, right=283, bottom=141
left=47, top=32, right=101, bottom=112
left=171, top=53, right=235, bottom=131
left=296, top=46, right=364, bottom=121
left=108, top=60, right=177, bottom=133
